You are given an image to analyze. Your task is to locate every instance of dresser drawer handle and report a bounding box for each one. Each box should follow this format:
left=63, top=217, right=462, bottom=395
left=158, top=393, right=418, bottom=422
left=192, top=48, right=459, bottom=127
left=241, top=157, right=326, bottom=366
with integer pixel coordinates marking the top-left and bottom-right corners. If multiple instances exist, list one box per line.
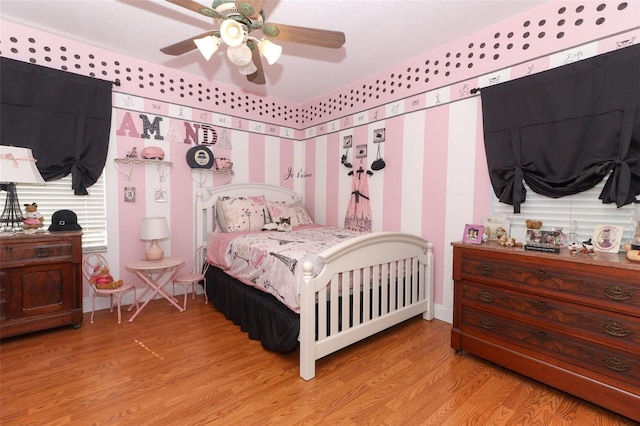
left=477, top=264, right=493, bottom=275
left=603, top=286, right=632, bottom=301
left=479, top=291, right=495, bottom=303
left=3, top=246, right=13, bottom=253
left=538, top=300, right=547, bottom=306
left=478, top=318, right=495, bottom=330
left=602, top=321, right=631, bottom=337
left=34, top=247, right=51, bottom=258
left=538, top=330, right=546, bottom=336
left=538, top=269, right=546, bottom=275
left=602, top=356, right=630, bottom=372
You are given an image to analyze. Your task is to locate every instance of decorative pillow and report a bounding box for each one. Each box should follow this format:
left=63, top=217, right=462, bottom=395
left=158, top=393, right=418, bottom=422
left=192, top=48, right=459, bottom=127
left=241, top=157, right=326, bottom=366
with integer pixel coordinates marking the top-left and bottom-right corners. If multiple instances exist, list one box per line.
left=266, top=200, right=313, bottom=227
left=216, top=195, right=270, bottom=232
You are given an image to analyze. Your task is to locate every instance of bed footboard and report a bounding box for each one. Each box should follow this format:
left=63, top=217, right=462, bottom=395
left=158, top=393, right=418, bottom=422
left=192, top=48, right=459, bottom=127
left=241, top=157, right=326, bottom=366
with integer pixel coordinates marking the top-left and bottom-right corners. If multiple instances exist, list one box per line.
left=299, top=232, right=434, bottom=380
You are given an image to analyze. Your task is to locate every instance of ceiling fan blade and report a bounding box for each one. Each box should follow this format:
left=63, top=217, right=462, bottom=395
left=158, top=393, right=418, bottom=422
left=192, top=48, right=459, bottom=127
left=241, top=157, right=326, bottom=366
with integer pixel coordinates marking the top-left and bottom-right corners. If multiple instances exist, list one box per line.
left=236, top=0, right=266, bottom=19
left=160, top=31, right=216, bottom=56
left=262, top=23, right=345, bottom=49
left=165, top=0, right=223, bottom=20
left=247, top=40, right=266, bottom=84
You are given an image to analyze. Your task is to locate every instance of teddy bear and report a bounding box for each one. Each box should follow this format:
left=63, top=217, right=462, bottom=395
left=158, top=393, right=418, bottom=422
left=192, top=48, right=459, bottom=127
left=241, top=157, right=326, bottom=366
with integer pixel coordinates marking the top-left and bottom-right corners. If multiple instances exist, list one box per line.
left=499, top=236, right=522, bottom=247
left=89, top=264, right=124, bottom=289
left=623, top=242, right=640, bottom=263
left=525, top=219, right=543, bottom=229
left=21, top=203, right=44, bottom=230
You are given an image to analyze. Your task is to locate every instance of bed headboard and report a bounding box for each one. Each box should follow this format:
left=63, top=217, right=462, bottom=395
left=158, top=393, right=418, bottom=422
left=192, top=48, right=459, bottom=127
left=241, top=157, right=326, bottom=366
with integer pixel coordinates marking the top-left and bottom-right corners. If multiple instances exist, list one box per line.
left=195, top=183, right=300, bottom=249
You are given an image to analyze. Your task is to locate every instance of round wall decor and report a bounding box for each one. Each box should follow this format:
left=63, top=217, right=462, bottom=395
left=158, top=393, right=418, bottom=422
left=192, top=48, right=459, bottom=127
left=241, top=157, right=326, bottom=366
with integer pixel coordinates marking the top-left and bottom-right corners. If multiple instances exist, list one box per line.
left=186, top=145, right=214, bottom=169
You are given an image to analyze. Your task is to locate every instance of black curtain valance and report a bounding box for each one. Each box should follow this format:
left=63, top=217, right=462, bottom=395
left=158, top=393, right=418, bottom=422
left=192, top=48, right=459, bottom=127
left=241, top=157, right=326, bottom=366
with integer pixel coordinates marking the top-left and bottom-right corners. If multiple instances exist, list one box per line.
left=480, top=44, right=640, bottom=213
left=1, top=57, right=112, bottom=195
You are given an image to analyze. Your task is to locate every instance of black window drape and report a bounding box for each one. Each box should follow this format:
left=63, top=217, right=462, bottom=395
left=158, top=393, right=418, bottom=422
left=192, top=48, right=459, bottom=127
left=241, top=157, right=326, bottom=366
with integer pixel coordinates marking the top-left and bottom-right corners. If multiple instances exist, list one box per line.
left=1, top=58, right=112, bottom=195
left=480, top=44, right=640, bottom=213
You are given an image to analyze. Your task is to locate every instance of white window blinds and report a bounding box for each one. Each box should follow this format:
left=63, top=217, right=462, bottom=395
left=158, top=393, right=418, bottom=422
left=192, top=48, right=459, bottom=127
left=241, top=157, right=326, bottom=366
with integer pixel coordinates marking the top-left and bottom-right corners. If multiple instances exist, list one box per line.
left=492, top=177, right=639, bottom=249
left=1, top=174, right=107, bottom=251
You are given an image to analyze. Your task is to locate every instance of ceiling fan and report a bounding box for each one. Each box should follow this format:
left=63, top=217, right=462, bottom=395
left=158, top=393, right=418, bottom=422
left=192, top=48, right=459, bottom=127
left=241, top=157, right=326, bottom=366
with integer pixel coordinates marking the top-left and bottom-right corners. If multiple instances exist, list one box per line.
left=161, top=0, right=346, bottom=85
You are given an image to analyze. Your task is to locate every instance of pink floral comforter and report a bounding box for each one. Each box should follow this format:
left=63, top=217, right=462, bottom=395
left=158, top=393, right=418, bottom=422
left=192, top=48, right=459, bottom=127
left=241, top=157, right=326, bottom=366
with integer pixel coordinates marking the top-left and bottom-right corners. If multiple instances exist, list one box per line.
left=206, top=225, right=363, bottom=313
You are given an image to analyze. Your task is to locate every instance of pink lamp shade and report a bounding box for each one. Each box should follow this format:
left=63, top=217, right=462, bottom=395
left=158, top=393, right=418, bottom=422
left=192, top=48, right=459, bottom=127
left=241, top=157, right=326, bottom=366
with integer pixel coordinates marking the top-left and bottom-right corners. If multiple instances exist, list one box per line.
left=0, top=146, right=46, bottom=231
left=139, top=217, right=170, bottom=261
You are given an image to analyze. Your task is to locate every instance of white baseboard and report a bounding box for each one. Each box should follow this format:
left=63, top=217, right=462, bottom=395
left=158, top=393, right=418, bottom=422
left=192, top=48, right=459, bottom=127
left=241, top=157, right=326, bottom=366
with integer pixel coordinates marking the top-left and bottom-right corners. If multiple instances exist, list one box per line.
left=434, top=304, right=453, bottom=324
left=82, top=285, right=205, bottom=313
left=83, top=289, right=453, bottom=326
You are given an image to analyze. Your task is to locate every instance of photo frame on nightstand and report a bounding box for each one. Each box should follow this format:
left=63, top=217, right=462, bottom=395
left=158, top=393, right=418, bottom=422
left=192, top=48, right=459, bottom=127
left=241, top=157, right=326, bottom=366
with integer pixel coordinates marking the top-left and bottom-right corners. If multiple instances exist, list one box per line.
left=462, top=224, right=483, bottom=244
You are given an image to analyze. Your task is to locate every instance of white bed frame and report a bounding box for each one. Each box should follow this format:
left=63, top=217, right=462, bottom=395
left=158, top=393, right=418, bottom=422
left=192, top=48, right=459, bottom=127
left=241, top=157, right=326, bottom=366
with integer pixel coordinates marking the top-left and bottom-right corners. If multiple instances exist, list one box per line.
left=196, top=183, right=434, bottom=380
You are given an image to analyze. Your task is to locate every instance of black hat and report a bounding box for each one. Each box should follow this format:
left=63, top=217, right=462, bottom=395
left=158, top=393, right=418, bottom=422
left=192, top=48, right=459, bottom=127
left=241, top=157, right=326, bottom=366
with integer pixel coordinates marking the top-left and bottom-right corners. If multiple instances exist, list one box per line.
left=49, top=210, right=82, bottom=232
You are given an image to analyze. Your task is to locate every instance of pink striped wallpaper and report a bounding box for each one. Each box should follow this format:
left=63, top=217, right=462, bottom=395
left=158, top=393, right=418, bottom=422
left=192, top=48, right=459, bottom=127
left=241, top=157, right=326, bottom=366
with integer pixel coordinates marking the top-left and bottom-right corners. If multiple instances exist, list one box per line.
left=1, top=1, right=639, bottom=320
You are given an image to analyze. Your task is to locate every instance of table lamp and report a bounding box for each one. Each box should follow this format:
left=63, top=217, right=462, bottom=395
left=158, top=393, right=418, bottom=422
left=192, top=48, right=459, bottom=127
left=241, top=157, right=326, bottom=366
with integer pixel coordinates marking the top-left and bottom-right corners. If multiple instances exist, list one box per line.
left=0, top=146, right=46, bottom=231
left=139, top=217, right=170, bottom=261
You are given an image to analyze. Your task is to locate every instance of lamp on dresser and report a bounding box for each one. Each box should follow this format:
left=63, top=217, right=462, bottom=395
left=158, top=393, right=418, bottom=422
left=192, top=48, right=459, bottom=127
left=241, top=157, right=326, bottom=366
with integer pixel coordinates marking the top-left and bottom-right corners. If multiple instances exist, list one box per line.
left=139, top=217, right=170, bottom=261
left=0, top=145, right=46, bottom=231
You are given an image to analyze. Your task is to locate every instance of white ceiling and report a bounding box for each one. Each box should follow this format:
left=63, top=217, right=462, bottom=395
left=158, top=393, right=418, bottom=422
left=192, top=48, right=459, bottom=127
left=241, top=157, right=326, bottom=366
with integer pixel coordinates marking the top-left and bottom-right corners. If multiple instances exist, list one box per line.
left=1, top=0, right=546, bottom=104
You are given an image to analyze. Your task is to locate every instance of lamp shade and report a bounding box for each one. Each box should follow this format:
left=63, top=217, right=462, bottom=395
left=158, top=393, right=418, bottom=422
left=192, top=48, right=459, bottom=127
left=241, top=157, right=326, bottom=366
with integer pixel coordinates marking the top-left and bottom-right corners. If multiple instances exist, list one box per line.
left=259, top=39, right=282, bottom=65
left=220, top=19, right=245, bottom=47
left=139, top=217, right=170, bottom=240
left=139, top=217, right=170, bottom=261
left=194, top=34, right=220, bottom=61
left=238, top=61, right=258, bottom=75
left=227, top=44, right=253, bottom=67
left=0, top=146, right=45, bottom=184
left=0, top=146, right=46, bottom=231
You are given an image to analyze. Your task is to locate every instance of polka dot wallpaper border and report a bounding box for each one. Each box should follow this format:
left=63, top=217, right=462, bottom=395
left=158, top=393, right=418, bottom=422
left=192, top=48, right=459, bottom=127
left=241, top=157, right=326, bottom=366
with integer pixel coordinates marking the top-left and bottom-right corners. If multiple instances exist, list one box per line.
left=1, top=2, right=637, bottom=131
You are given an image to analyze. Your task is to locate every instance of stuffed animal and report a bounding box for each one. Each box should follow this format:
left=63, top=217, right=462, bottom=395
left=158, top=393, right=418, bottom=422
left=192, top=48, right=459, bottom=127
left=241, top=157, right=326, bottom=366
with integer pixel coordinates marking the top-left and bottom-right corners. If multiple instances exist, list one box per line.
left=570, top=243, right=595, bottom=256
left=623, top=243, right=640, bottom=263
left=89, top=265, right=123, bottom=289
left=499, top=236, right=522, bottom=247
left=526, top=219, right=543, bottom=229
left=21, top=203, right=44, bottom=230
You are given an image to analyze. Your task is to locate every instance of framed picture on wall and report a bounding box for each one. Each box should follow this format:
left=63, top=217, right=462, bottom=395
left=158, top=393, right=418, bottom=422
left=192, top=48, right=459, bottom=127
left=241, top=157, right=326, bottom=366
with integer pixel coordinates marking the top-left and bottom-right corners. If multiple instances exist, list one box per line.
left=343, top=135, right=353, bottom=148
left=155, top=188, right=167, bottom=203
left=462, top=224, right=484, bottom=244
left=592, top=225, right=623, bottom=253
left=356, top=144, right=367, bottom=158
left=373, top=128, right=386, bottom=143
left=124, top=187, right=135, bottom=202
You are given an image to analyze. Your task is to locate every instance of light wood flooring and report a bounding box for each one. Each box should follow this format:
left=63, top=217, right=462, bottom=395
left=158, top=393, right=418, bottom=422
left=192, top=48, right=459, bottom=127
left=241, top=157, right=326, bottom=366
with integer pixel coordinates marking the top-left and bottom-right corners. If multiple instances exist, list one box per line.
left=1, top=296, right=636, bottom=425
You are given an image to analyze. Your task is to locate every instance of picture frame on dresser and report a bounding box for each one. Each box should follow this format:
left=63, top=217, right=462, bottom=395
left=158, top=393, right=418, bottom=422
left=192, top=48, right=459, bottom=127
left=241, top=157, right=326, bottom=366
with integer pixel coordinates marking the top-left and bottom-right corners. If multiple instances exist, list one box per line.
left=462, top=224, right=483, bottom=244
left=592, top=224, right=623, bottom=253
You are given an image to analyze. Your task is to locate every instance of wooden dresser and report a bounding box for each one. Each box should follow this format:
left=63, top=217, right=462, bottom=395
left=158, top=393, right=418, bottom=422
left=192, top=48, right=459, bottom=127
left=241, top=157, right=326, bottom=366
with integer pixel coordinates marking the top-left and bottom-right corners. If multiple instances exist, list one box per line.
left=451, top=242, right=640, bottom=422
left=0, top=231, right=83, bottom=338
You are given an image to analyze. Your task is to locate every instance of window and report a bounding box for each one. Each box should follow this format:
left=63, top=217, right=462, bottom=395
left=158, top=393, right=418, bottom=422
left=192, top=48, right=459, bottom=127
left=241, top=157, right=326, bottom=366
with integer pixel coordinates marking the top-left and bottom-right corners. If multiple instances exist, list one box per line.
left=0, top=174, right=107, bottom=251
left=492, top=177, right=639, bottom=248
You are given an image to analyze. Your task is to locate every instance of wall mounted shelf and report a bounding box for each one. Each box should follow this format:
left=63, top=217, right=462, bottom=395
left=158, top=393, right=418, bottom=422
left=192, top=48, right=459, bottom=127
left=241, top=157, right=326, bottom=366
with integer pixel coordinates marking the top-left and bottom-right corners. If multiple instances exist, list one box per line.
left=114, top=157, right=172, bottom=181
left=191, top=168, right=235, bottom=187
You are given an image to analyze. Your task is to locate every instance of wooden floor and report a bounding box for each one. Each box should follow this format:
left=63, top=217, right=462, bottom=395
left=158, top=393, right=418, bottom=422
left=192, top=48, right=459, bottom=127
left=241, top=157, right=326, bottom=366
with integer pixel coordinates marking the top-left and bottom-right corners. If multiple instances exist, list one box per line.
left=1, top=296, right=635, bottom=425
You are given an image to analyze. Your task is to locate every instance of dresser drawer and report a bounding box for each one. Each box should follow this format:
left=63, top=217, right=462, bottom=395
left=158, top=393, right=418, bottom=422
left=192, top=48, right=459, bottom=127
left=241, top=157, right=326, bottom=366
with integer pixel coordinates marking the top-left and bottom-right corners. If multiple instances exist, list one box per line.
left=461, top=281, right=640, bottom=352
left=0, top=240, right=73, bottom=265
left=461, top=306, right=640, bottom=388
left=459, top=251, right=640, bottom=314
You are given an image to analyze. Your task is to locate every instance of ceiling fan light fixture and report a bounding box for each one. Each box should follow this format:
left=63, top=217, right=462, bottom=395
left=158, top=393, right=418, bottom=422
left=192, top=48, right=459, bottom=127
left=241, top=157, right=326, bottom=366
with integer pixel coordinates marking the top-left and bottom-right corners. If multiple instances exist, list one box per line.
left=194, top=34, right=220, bottom=61
left=259, top=39, right=282, bottom=65
left=220, top=19, right=245, bottom=47
left=226, top=43, right=253, bottom=67
left=238, top=61, right=258, bottom=75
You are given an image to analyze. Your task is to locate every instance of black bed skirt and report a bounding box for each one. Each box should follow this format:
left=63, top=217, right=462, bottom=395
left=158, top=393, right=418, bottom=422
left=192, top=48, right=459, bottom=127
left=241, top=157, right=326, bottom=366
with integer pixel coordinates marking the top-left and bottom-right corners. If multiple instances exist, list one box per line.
left=205, top=266, right=419, bottom=354
left=204, top=266, right=300, bottom=353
